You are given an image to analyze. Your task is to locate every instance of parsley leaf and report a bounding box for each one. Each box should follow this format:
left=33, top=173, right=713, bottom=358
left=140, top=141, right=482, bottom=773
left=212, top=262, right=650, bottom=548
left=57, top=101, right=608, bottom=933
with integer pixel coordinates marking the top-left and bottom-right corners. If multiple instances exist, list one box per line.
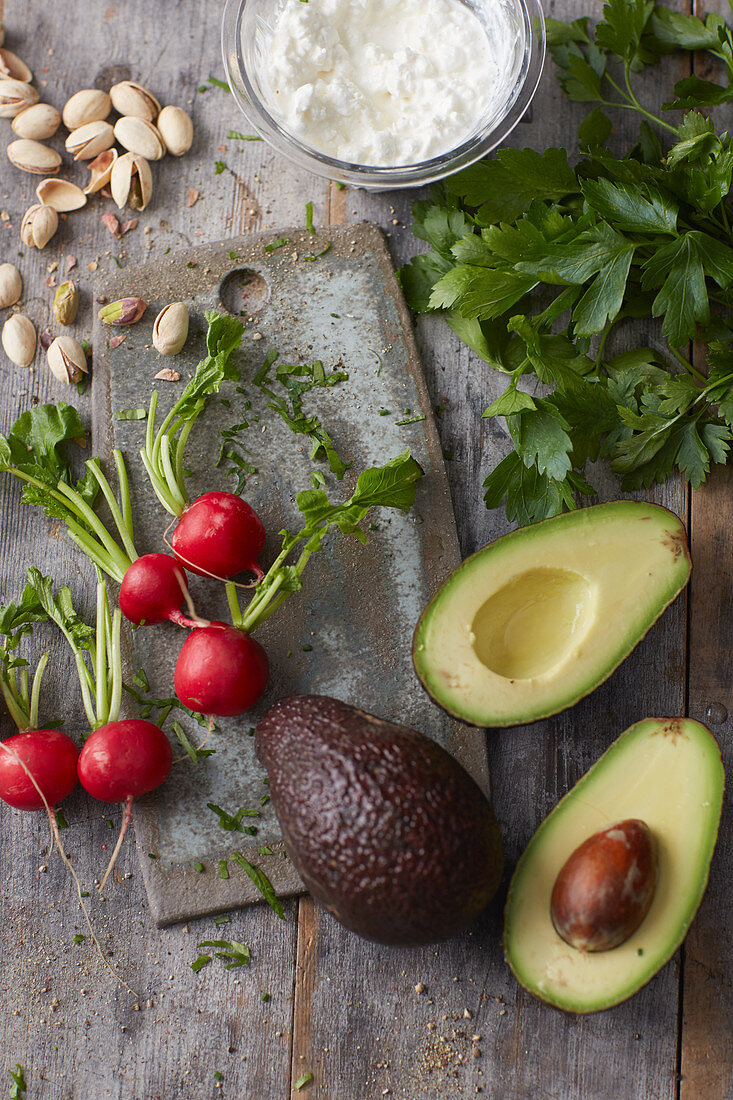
left=400, top=0, right=733, bottom=521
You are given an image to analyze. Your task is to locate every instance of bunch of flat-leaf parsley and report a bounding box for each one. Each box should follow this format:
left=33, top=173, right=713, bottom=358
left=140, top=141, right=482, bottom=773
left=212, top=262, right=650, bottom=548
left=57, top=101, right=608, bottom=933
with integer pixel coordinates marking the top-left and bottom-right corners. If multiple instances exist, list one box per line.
left=399, top=0, right=733, bottom=524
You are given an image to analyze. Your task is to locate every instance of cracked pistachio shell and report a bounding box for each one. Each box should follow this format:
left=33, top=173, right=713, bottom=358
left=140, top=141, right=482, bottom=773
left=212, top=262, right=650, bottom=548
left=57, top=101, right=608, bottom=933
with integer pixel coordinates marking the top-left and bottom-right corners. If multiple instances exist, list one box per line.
left=53, top=281, right=79, bottom=326
left=153, top=302, right=189, bottom=356
left=64, top=119, right=115, bottom=161
left=2, top=312, right=36, bottom=366
left=109, top=80, right=160, bottom=121
left=0, top=78, right=38, bottom=118
left=113, top=116, right=165, bottom=160
left=110, top=151, right=152, bottom=210
left=47, top=335, right=87, bottom=384
left=11, top=102, right=61, bottom=140
left=20, top=203, right=58, bottom=248
left=36, top=177, right=87, bottom=212
left=0, top=262, right=22, bottom=308
left=156, top=106, right=193, bottom=157
left=84, top=147, right=117, bottom=194
left=7, top=138, right=62, bottom=175
left=0, top=49, right=32, bottom=83
left=62, top=88, right=111, bottom=130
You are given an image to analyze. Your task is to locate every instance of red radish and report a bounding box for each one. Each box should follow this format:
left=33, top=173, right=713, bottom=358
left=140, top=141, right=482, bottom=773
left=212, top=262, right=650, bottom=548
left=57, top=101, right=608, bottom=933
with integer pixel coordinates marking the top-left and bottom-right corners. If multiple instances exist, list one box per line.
left=174, top=621, right=269, bottom=717
left=119, top=553, right=202, bottom=628
left=0, top=729, right=78, bottom=810
left=78, top=719, right=173, bottom=889
left=171, top=491, right=265, bottom=580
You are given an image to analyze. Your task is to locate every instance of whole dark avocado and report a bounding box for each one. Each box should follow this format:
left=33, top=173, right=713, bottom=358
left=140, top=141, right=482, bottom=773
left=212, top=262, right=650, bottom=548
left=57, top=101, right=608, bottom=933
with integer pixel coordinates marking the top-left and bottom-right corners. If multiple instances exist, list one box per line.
left=255, top=695, right=503, bottom=946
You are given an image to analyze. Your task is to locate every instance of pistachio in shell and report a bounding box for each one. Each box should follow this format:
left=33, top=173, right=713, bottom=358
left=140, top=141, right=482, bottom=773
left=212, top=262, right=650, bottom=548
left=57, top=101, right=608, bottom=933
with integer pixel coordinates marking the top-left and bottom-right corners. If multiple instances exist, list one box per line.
left=11, top=102, right=61, bottom=140
left=0, top=78, right=38, bottom=118
left=36, top=177, right=88, bottom=212
left=61, top=88, right=111, bottom=130
left=156, top=106, right=194, bottom=156
left=53, top=281, right=79, bottom=326
left=47, top=335, right=87, bottom=384
left=2, top=312, right=36, bottom=367
left=113, top=116, right=165, bottom=161
left=109, top=80, right=160, bottom=121
left=0, top=263, right=22, bottom=309
left=110, top=151, right=152, bottom=210
left=7, top=138, right=62, bottom=175
left=98, top=297, right=146, bottom=325
left=153, top=302, right=189, bottom=356
left=0, top=49, right=32, bottom=83
left=84, top=147, right=117, bottom=194
left=20, top=203, right=58, bottom=249
left=64, top=119, right=115, bottom=161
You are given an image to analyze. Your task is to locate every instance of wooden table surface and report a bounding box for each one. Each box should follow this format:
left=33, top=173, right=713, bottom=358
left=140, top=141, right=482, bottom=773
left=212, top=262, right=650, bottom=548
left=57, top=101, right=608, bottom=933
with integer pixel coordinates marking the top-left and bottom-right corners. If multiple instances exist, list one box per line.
left=0, top=1, right=730, bottom=1097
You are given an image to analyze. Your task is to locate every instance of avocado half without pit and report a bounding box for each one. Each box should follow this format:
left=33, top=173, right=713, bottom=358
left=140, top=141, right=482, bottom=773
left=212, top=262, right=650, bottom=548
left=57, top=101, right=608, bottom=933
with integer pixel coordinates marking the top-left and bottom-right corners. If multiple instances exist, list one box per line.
left=255, top=695, right=504, bottom=946
left=413, top=501, right=691, bottom=727
left=504, top=718, right=725, bottom=1013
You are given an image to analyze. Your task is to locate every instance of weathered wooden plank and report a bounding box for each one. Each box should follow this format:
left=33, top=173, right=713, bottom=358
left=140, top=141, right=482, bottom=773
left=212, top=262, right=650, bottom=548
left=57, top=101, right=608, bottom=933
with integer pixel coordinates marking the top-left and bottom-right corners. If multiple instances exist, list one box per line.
left=1, top=1, right=317, bottom=1095
left=683, top=467, right=733, bottom=1100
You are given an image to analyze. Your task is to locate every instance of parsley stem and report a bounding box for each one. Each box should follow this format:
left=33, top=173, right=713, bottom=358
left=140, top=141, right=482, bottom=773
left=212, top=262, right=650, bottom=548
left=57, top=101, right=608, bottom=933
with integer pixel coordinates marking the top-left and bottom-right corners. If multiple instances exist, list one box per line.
left=595, top=323, right=614, bottom=368
left=666, top=343, right=707, bottom=384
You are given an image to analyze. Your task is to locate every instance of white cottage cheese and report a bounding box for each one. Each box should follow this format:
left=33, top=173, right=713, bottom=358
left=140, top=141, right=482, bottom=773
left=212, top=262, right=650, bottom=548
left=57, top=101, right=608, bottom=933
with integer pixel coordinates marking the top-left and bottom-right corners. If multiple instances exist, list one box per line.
left=264, top=0, right=512, bottom=167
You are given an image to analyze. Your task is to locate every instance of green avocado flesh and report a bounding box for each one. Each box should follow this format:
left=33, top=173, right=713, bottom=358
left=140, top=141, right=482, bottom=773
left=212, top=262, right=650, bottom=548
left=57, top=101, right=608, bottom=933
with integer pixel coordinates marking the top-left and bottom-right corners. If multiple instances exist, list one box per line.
left=504, top=718, right=724, bottom=1013
left=413, top=501, right=691, bottom=727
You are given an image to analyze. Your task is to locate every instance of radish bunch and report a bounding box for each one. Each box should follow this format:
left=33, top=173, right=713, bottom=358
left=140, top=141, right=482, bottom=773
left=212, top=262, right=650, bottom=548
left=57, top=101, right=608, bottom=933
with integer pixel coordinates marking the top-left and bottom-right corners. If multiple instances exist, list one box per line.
left=27, top=570, right=174, bottom=888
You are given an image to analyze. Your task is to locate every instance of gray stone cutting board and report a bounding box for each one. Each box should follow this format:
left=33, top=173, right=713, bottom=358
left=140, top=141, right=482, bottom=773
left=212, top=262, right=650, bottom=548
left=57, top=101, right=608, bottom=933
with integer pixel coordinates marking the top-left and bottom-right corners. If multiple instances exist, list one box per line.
left=92, top=223, right=489, bottom=926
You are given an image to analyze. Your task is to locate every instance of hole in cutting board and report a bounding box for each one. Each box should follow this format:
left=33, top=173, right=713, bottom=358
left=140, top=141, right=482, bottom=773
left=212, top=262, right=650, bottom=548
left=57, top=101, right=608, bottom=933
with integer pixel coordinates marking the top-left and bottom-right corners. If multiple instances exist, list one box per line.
left=219, top=268, right=270, bottom=317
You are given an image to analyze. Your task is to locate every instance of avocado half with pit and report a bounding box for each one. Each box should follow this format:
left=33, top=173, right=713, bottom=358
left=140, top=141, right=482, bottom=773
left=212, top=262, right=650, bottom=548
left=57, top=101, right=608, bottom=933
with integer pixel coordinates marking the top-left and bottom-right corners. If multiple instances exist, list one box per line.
left=504, top=717, right=724, bottom=1013
left=413, top=501, right=691, bottom=727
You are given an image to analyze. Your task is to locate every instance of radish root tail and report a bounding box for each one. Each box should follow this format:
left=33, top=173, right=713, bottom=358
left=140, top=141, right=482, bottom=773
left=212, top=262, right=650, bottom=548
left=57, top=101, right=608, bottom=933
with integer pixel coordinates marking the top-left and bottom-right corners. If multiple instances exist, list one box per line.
left=163, top=529, right=262, bottom=589
left=0, top=741, right=136, bottom=996
left=99, top=793, right=133, bottom=892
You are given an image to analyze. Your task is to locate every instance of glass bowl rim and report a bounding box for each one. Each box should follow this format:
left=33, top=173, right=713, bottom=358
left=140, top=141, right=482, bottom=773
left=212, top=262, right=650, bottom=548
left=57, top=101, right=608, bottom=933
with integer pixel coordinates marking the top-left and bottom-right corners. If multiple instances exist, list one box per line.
left=221, top=0, right=546, bottom=189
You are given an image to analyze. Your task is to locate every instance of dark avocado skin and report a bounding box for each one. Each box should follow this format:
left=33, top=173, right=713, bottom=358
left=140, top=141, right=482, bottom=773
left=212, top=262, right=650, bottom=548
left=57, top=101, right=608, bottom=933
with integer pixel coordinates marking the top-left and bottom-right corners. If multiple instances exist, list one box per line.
left=255, top=695, right=504, bottom=946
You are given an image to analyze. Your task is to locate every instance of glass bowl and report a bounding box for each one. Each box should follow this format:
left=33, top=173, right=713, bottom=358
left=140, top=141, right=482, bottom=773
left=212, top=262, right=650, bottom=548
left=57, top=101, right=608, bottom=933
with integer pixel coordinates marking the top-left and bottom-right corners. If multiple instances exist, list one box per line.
left=222, top=0, right=545, bottom=190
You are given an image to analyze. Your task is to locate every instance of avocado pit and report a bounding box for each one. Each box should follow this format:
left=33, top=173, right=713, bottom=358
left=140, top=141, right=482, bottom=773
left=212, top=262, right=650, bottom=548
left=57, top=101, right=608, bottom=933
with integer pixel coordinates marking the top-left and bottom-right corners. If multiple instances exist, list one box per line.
left=550, top=819, right=657, bottom=953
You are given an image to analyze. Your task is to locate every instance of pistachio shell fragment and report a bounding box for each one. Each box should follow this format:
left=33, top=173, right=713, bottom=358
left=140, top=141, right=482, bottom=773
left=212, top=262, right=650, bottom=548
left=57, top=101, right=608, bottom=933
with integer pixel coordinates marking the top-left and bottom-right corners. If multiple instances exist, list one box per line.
left=153, top=302, right=189, bottom=356
left=109, top=80, right=160, bottom=121
left=47, top=335, right=87, bottom=383
left=20, top=203, right=58, bottom=248
left=35, top=178, right=87, bottom=212
left=110, top=151, right=152, bottom=210
left=62, top=88, right=111, bottom=130
left=114, top=116, right=165, bottom=161
left=0, top=262, right=22, bottom=308
left=65, top=119, right=115, bottom=161
left=53, top=281, right=79, bottom=326
left=0, top=78, right=38, bottom=118
left=98, top=297, right=146, bottom=325
left=156, top=106, right=194, bottom=156
left=84, top=147, right=117, bottom=194
left=2, top=312, right=36, bottom=366
left=7, top=138, right=61, bottom=175
left=11, top=102, right=61, bottom=140
left=0, top=49, right=32, bottom=83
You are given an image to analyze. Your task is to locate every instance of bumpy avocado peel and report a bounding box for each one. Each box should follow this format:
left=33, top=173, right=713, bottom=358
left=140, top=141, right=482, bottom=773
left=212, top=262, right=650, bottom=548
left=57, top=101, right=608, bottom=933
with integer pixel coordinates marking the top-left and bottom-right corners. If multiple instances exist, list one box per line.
left=256, top=694, right=504, bottom=946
